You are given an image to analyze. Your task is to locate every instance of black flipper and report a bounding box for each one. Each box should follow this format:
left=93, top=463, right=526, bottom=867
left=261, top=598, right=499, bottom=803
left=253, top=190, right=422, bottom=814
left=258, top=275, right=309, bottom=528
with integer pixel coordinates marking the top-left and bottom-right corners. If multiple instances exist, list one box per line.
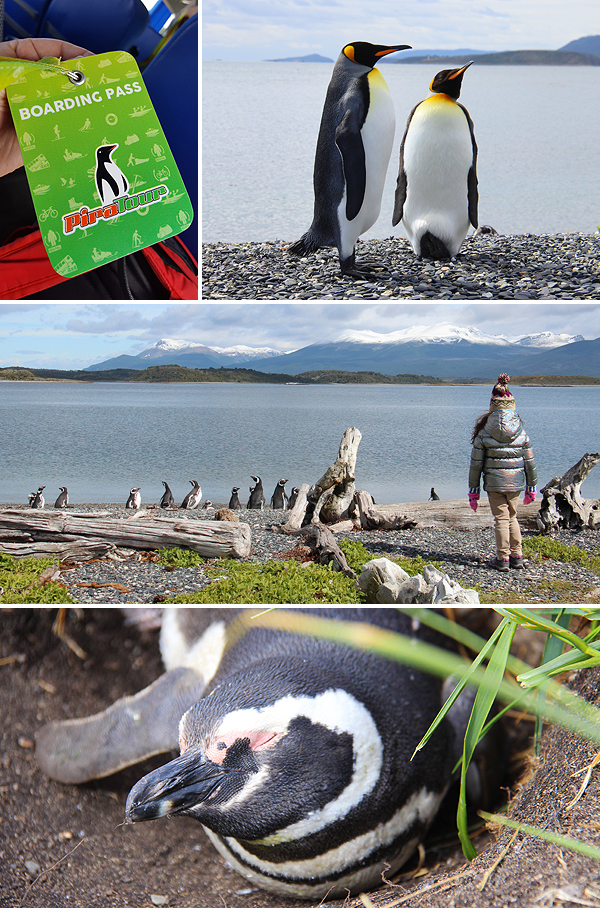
left=335, top=108, right=366, bottom=221
left=392, top=102, right=419, bottom=226
left=459, top=102, right=479, bottom=228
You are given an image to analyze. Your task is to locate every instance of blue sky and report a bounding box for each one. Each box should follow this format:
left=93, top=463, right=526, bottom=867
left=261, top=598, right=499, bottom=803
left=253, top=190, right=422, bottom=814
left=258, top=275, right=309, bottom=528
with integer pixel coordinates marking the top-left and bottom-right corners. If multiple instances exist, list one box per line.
left=1, top=303, right=599, bottom=369
left=203, top=0, right=598, bottom=61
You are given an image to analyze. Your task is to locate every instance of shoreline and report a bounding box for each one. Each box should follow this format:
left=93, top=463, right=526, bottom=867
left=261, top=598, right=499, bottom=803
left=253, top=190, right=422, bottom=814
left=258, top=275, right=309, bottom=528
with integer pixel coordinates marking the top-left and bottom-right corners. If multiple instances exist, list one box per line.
left=202, top=232, right=600, bottom=300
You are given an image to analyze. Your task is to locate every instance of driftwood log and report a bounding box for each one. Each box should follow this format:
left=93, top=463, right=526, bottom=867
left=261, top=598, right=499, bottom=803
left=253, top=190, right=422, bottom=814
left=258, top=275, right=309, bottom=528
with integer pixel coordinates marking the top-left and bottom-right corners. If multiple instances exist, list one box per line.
left=0, top=510, right=252, bottom=559
left=351, top=491, right=418, bottom=531
left=536, top=453, right=600, bottom=533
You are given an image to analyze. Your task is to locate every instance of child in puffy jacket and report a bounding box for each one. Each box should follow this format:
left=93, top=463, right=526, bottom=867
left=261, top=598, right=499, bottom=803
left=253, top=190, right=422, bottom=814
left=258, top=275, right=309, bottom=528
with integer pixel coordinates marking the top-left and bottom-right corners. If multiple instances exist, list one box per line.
left=468, top=373, right=537, bottom=571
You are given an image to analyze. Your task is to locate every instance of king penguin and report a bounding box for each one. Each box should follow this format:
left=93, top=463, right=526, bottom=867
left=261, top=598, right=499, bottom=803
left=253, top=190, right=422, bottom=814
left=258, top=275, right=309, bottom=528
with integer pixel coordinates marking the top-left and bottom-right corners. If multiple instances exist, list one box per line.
left=35, top=609, right=465, bottom=900
left=95, top=144, right=129, bottom=205
left=392, top=62, right=478, bottom=259
left=289, top=41, right=411, bottom=279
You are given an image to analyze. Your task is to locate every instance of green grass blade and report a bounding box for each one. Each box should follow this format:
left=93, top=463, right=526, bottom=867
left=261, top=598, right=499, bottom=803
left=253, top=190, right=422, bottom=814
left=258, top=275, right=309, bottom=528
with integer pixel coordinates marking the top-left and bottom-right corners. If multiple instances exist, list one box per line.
left=457, top=618, right=516, bottom=860
left=479, top=810, right=600, bottom=861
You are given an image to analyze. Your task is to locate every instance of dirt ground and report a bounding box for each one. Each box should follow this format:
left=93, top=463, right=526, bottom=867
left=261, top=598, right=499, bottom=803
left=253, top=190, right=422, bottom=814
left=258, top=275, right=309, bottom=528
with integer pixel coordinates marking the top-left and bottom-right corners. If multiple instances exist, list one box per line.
left=2, top=609, right=600, bottom=908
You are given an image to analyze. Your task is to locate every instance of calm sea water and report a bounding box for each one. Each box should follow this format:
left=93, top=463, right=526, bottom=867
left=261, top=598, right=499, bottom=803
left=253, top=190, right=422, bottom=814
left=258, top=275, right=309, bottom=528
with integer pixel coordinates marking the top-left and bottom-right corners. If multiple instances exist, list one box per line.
left=203, top=62, right=600, bottom=243
left=1, top=382, right=598, bottom=506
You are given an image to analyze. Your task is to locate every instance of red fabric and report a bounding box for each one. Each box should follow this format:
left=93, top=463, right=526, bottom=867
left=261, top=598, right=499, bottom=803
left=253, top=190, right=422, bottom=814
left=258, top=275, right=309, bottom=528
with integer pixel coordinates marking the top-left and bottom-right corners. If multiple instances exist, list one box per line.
left=0, top=228, right=198, bottom=300
left=0, top=228, right=71, bottom=299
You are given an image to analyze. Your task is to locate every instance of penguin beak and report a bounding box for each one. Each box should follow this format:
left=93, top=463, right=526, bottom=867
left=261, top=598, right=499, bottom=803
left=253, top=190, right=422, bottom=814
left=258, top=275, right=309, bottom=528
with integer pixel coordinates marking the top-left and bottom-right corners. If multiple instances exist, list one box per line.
left=125, top=746, right=226, bottom=823
left=452, top=61, right=474, bottom=77
left=375, top=45, right=411, bottom=57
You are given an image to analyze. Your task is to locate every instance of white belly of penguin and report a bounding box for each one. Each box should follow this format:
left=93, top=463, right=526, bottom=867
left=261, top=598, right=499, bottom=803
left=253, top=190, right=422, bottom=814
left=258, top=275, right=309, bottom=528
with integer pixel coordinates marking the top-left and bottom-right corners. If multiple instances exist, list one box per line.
left=337, top=73, right=395, bottom=261
left=203, top=786, right=444, bottom=899
left=402, top=98, right=473, bottom=256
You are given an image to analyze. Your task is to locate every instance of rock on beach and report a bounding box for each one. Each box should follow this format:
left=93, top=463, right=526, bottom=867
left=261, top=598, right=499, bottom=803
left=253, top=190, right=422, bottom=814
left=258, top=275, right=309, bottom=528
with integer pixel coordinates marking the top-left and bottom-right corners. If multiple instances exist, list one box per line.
left=202, top=232, right=600, bottom=300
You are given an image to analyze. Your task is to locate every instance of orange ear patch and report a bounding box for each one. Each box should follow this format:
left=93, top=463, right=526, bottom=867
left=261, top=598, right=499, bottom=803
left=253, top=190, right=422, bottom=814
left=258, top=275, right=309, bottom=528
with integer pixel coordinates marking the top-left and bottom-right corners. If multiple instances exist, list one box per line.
left=344, top=45, right=356, bottom=62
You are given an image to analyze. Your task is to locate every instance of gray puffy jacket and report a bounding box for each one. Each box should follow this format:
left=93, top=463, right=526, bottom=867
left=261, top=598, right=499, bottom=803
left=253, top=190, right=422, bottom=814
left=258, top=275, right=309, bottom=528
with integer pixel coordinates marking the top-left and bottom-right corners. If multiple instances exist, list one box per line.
left=469, top=410, right=537, bottom=494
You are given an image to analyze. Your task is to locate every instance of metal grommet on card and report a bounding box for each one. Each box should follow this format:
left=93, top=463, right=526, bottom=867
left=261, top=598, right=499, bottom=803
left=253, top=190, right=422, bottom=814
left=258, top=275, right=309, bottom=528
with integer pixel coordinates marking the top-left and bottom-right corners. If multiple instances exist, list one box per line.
left=66, top=70, right=85, bottom=84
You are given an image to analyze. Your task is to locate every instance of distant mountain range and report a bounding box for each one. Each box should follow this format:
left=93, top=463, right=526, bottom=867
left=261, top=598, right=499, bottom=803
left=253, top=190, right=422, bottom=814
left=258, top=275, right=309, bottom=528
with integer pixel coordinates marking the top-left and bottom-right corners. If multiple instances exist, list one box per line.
left=84, top=324, right=599, bottom=379
left=267, top=35, right=600, bottom=66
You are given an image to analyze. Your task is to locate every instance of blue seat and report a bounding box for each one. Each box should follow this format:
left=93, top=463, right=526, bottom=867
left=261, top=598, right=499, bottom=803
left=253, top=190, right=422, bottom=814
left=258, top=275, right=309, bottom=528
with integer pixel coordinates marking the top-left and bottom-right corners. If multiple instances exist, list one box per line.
left=4, top=0, right=161, bottom=57
left=142, top=13, right=198, bottom=259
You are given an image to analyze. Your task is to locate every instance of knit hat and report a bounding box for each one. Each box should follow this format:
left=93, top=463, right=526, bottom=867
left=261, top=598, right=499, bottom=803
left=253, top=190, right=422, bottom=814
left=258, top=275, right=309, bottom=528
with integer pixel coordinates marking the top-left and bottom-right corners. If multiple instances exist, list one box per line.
left=490, top=373, right=516, bottom=411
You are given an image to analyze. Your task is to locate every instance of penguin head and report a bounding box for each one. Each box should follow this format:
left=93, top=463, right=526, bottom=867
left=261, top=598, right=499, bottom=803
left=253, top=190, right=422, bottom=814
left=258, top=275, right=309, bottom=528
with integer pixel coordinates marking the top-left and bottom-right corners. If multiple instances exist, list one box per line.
left=429, top=61, right=473, bottom=99
left=342, top=41, right=411, bottom=69
left=125, top=658, right=380, bottom=842
left=96, top=143, right=118, bottom=161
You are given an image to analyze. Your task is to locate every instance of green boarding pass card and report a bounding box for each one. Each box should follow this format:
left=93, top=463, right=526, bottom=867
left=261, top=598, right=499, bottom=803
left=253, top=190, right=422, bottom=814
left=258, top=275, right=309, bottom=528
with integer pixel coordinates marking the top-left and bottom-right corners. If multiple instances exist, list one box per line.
left=7, top=52, right=194, bottom=277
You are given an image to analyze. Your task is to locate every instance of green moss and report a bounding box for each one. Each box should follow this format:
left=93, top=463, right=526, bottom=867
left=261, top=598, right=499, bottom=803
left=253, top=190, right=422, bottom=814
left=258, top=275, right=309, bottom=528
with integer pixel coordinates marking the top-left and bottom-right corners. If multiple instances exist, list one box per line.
left=166, top=558, right=363, bottom=604
left=337, top=537, right=440, bottom=577
left=157, top=547, right=206, bottom=568
left=0, top=553, right=73, bottom=603
left=523, top=536, right=600, bottom=574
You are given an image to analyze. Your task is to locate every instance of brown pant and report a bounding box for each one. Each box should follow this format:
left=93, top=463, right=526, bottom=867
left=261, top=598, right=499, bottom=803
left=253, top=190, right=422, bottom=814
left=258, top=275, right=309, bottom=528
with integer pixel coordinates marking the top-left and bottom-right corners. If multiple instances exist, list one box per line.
left=487, top=491, right=522, bottom=559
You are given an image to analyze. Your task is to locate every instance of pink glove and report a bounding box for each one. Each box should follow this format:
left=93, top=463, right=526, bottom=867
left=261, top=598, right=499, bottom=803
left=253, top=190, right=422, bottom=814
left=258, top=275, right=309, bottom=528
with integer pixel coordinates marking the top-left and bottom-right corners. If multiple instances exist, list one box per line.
left=469, top=492, right=480, bottom=513
left=524, top=490, right=537, bottom=505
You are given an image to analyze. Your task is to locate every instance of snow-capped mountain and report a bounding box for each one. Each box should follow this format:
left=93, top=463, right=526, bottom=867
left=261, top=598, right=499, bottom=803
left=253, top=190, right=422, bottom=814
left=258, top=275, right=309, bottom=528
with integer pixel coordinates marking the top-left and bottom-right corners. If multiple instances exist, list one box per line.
left=85, top=338, right=285, bottom=371
left=333, top=323, right=513, bottom=347
left=138, top=339, right=283, bottom=361
left=512, top=332, right=585, bottom=348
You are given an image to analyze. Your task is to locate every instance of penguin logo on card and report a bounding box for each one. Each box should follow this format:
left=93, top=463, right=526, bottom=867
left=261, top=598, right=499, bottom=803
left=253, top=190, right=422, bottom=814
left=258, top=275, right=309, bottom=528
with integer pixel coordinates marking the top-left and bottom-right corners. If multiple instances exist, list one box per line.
left=95, top=144, right=129, bottom=205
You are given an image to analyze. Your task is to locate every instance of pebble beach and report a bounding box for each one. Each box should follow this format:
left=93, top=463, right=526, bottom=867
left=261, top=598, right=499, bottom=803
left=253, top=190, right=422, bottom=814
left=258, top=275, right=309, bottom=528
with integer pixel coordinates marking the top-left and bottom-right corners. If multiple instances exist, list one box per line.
left=17, top=505, right=598, bottom=605
left=202, top=233, right=600, bottom=300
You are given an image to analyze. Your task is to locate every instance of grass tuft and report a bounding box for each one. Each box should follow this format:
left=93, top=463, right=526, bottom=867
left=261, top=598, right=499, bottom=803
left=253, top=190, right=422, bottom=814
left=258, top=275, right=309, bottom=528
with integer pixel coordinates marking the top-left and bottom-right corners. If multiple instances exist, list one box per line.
left=0, top=553, right=73, bottom=603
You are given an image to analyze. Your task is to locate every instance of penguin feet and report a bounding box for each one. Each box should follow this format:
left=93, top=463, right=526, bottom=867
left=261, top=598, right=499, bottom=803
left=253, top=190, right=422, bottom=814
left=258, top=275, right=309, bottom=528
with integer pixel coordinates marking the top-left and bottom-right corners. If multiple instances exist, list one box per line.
left=340, top=253, right=389, bottom=281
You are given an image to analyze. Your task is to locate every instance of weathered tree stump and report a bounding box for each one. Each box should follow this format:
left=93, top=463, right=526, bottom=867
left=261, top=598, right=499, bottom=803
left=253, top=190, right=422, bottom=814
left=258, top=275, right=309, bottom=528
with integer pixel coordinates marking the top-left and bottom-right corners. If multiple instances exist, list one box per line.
left=308, top=427, right=362, bottom=524
left=536, top=453, right=600, bottom=533
left=299, top=524, right=357, bottom=578
left=0, top=510, right=252, bottom=559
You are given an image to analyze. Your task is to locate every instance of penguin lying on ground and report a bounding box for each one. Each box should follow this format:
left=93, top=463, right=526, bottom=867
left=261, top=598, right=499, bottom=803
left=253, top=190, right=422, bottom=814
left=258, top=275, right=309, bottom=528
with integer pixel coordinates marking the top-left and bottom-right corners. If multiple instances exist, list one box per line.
left=181, top=480, right=202, bottom=510
left=31, top=486, right=45, bottom=509
left=393, top=62, right=478, bottom=260
left=289, top=41, right=411, bottom=280
left=247, top=475, right=265, bottom=509
left=54, top=487, right=69, bottom=508
left=228, top=487, right=242, bottom=509
left=126, top=487, right=141, bottom=509
left=35, top=609, right=470, bottom=900
left=270, top=478, right=288, bottom=509
left=160, top=481, right=175, bottom=509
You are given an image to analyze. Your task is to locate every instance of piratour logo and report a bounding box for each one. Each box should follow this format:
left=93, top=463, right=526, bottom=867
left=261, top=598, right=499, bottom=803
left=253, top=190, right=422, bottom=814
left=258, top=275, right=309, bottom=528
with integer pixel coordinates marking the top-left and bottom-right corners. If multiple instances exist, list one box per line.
left=61, top=143, right=169, bottom=235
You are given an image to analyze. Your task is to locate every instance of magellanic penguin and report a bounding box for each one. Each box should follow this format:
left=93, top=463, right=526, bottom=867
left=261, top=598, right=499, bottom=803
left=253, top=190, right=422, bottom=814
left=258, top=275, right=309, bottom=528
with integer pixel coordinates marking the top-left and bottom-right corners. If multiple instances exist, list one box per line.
left=126, top=488, right=141, bottom=509
left=270, top=478, right=288, bottom=509
left=31, top=486, right=45, bottom=509
left=289, top=41, right=411, bottom=279
left=247, top=475, right=265, bottom=510
left=392, top=62, right=478, bottom=260
left=160, top=481, right=175, bottom=509
left=288, top=486, right=300, bottom=509
left=429, top=487, right=440, bottom=501
left=181, top=480, right=202, bottom=510
left=54, top=487, right=69, bottom=508
left=228, top=487, right=242, bottom=510
left=35, top=609, right=461, bottom=900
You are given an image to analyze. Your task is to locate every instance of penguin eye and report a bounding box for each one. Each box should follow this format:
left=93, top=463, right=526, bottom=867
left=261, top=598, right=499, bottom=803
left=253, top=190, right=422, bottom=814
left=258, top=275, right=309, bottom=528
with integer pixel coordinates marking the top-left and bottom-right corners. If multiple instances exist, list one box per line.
left=216, top=741, right=226, bottom=751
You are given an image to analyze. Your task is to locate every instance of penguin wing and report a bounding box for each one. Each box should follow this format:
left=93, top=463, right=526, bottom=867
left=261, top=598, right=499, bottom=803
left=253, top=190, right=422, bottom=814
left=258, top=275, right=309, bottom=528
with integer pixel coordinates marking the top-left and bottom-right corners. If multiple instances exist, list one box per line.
left=392, top=102, right=419, bottom=227
left=335, top=105, right=366, bottom=222
left=97, top=169, right=120, bottom=205
left=458, top=102, right=479, bottom=228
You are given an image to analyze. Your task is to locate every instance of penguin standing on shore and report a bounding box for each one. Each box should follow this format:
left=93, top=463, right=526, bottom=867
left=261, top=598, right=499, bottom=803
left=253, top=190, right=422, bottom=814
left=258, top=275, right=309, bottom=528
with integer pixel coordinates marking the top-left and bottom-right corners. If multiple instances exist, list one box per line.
left=181, top=480, right=202, bottom=510
left=393, top=62, right=478, bottom=259
left=160, top=481, right=175, bottom=509
left=289, top=41, right=411, bottom=279
left=228, top=487, right=242, bottom=510
left=429, top=487, right=440, bottom=501
left=270, top=478, right=289, bottom=509
left=288, top=486, right=300, bottom=509
left=247, top=476, right=266, bottom=510
left=54, top=487, right=69, bottom=508
left=126, top=488, right=141, bottom=509
left=31, top=486, right=45, bottom=508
